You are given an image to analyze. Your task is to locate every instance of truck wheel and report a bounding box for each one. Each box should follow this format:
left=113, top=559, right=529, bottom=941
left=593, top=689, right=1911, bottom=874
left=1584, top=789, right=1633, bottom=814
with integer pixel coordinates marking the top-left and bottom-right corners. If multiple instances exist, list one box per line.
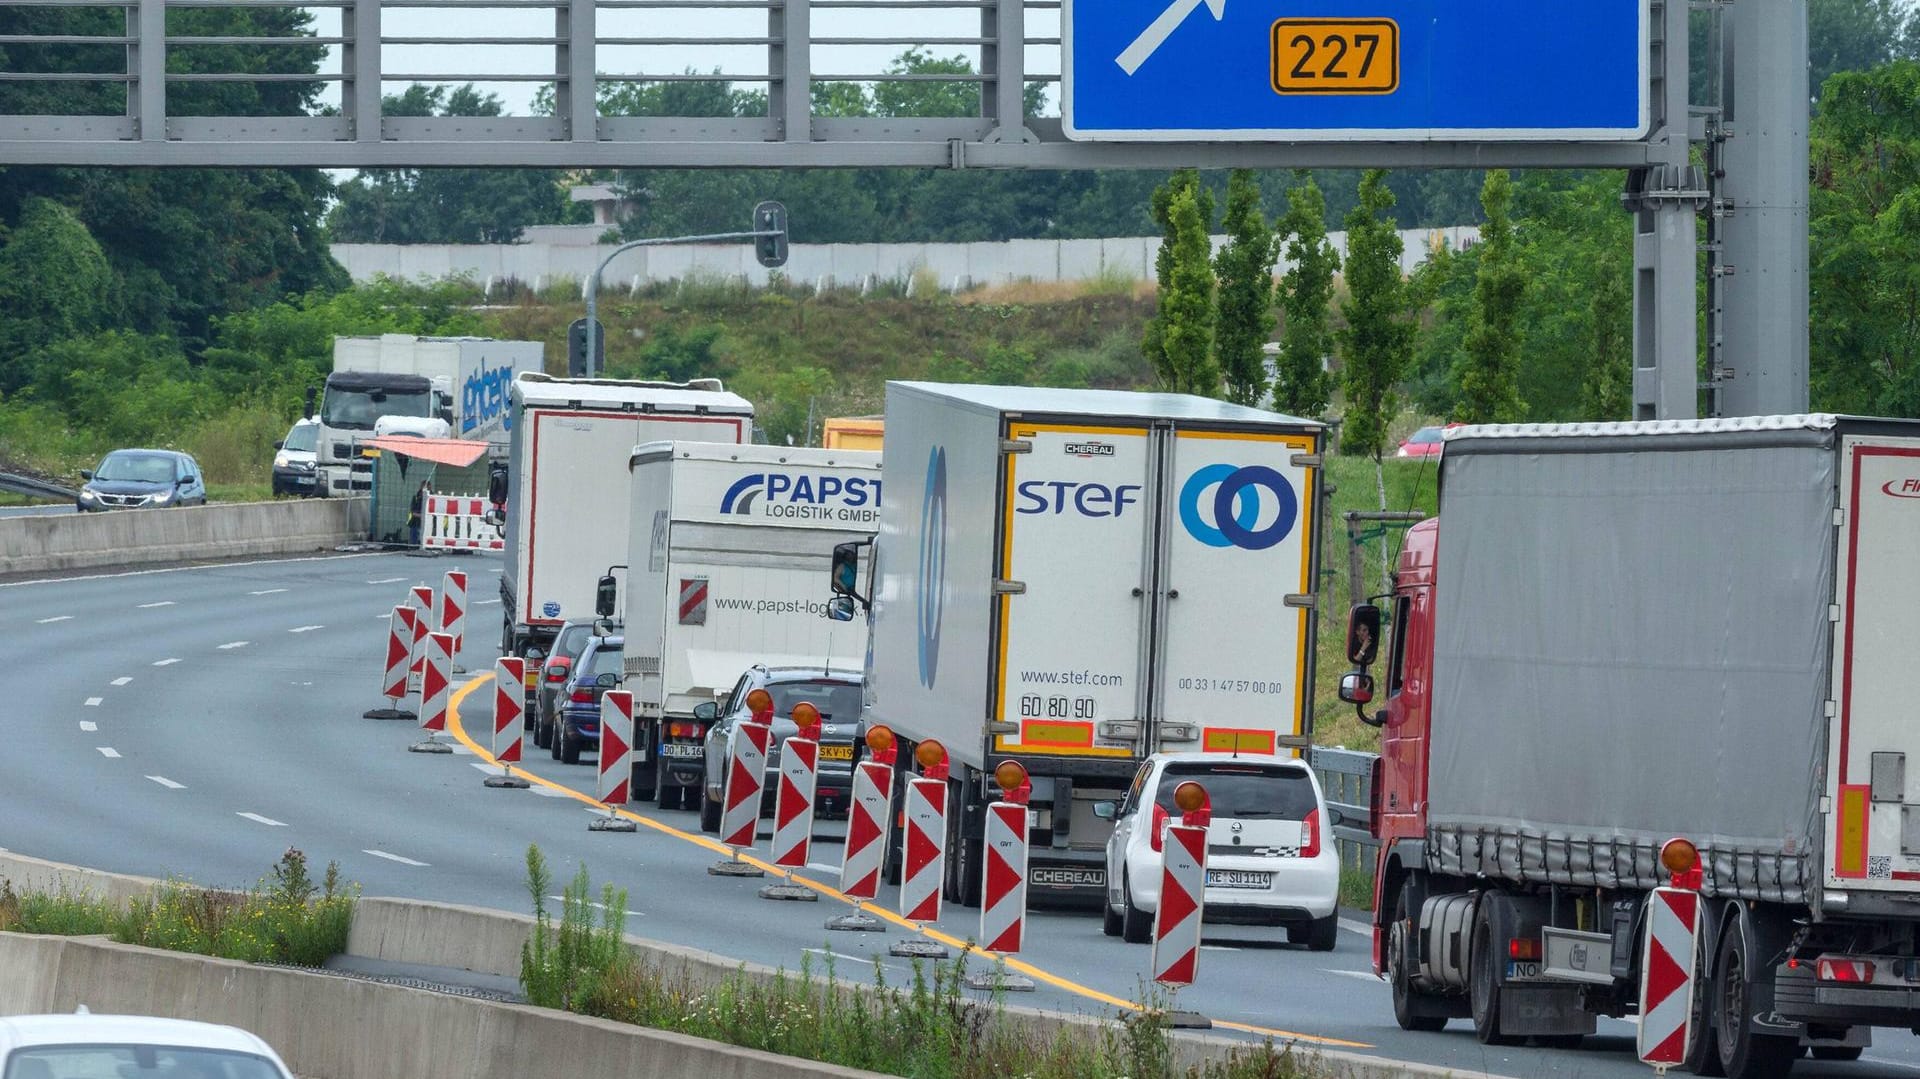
left=1470, top=903, right=1519, bottom=1046
left=559, top=725, right=581, bottom=765
left=700, top=785, right=723, bottom=834
left=1714, top=921, right=1798, bottom=1079
left=1121, top=873, right=1152, bottom=944
left=1389, top=890, right=1447, bottom=1032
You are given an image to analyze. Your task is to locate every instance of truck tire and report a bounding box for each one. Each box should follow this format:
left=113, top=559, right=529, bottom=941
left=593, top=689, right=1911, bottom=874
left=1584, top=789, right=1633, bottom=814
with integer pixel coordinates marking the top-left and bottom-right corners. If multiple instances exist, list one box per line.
left=559, top=724, right=581, bottom=765
left=1121, top=873, right=1152, bottom=944
left=943, top=779, right=983, bottom=908
left=1470, top=901, right=1519, bottom=1046
left=1389, top=890, right=1447, bottom=1033
left=1714, top=920, right=1798, bottom=1079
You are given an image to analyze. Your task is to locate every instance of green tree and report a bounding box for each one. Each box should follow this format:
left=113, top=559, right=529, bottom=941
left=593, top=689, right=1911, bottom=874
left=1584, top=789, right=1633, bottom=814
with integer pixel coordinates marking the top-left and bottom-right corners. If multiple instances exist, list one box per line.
left=1157, top=185, right=1220, bottom=395
left=0, top=198, right=116, bottom=391
left=1212, top=170, right=1278, bottom=405
left=1273, top=173, right=1339, bottom=416
left=1580, top=245, right=1633, bottom=419
left=1810, top=0, right=1917, bottom=99
left=1453, top=170, right=1526, bottom=423
left=1337, top=170, right=1415, bottom=458
left=1143, top=170, right=1213, bottom=386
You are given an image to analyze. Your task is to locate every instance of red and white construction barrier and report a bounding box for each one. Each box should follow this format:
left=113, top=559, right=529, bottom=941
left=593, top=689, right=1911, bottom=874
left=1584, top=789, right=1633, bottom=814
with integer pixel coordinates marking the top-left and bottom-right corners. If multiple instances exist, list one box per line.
left=598, top=689, right=634, bottom=806
left=492, top=658, right=524, bottom=763
left=841, top=758, right=895, bottom=899
left=418, top=631, right=453, bottom=733
left=720, top=719, right=772, bottom=849
left=770, top=703, right=822, bottom=868
left=1151, top=822, right=1207, bottom=987
left=439, top=569, right=468, bottom=654
left=423, top=494, right=504, bottom=551
left=407, top=584, right=433, bottom=690
left=365, top=605, right=416, bottom=720
left=901, top=779, right=947, bottom=923
left=980, top=801, right=1030, bottom=952
left=1638, top=886, right=1701, bottom=1065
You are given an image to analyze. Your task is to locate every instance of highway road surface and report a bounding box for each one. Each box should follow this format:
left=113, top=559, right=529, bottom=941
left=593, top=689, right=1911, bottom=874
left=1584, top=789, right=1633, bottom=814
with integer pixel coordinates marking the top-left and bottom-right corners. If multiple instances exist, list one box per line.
left=5, top=550, right=1917, bottom=1078
left=0, top=502, right=73, bottom=517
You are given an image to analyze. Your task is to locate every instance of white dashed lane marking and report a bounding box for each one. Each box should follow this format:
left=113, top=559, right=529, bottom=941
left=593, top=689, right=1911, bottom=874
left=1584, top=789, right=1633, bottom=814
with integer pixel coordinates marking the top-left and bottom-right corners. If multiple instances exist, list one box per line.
left=84, top=697, right=101, bottom=707
left=79, top=722, right=97, bottom=733
left=111, top=677, right=132, bottom=686
left=237, top=812, right=287, bottom=827
left=250, top=589, right=288, bottom=596
left=368, top=577, right=406, bottom=585
left=363, top=849, right=429, bottom=867
left=36, top=616, right=72, bottom=624
left=137, top=601, right=175, bottom=609
left=288, top=625, right=324, bottom=634
left=147, top=776, right=185, bottom=790
left=96, top=747, right=120, bottom=759
left=152, top=658, right=181, bottom=667
left=217, top=641, right=249, bottom=650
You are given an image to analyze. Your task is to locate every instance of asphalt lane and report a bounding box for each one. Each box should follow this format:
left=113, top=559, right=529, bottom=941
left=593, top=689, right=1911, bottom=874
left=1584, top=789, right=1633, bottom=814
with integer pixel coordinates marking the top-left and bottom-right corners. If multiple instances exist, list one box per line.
left=4, top=551, right=1918, bottom=1078
left=0, top=503, right=73, bottom=517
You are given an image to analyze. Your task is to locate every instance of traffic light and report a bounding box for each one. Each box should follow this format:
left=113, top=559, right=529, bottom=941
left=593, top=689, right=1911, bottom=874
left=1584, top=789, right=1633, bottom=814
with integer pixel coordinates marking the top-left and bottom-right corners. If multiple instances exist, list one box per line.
left=753, top=200, right=789, bottom=269
left=567, top=317, right=605, bottom=377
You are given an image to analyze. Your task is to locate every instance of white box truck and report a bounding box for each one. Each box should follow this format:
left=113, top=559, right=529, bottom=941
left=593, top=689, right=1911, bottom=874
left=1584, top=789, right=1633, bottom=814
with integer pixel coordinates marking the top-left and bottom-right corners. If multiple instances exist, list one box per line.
left=318, top=334, right=542, bottom=495
left=497, top=373, right=754, bottom=659
left=611, top=441, right=881, bottom=807
left=829, top=382, right=1324, bottom=906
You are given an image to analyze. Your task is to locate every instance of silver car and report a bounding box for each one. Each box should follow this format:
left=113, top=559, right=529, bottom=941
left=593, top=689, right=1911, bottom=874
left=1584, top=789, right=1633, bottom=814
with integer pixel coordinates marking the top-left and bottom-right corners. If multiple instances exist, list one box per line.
left=0, top=1013, right=295, bottom=1079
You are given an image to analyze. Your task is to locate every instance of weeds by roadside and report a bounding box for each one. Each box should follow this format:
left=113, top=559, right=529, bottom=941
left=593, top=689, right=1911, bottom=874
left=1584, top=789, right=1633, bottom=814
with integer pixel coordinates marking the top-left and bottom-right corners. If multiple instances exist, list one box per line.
left=516, top=844, right=1322, bottom=1079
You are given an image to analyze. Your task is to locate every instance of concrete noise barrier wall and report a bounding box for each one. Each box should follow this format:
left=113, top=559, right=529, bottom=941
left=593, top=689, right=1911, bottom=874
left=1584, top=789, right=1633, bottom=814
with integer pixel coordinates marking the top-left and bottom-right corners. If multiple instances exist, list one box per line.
left=0, top=498, right=371, bottom=576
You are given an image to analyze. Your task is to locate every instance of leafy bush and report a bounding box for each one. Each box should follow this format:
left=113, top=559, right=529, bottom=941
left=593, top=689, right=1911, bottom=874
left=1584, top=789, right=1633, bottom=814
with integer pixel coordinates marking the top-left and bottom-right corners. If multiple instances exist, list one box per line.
left=114, top=849, right=356, bottom=966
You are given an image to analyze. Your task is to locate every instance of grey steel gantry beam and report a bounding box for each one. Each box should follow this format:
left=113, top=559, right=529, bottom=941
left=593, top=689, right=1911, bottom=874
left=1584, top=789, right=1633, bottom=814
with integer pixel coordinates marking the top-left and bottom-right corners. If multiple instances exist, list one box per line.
left=1626, top=0, right=1705, bottom=421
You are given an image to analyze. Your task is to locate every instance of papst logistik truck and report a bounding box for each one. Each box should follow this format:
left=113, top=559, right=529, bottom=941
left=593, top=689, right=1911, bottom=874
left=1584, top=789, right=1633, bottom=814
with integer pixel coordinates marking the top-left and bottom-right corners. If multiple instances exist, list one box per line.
left=829, top=382, right=1324, bottom=907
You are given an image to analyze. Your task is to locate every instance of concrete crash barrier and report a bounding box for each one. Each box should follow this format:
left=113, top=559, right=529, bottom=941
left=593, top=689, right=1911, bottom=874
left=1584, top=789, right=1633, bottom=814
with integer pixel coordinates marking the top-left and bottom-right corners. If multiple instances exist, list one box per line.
left=0, top=497, right=371, bottom=576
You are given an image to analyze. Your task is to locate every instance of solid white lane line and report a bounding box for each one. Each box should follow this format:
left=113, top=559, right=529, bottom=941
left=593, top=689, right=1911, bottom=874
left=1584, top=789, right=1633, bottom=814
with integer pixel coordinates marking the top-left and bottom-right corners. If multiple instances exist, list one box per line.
left=152, top=658, right=181, bottom=667
left=368, top=577, right=406, bottom=585
left=250, top=588, right=288, bottom=596
left=473, top=598, right=500, bottom=606
left=288, top=625, right=324, bottom=634
left=548, top=895, right=645, bottom=918
left=79, top=721, right=97, bottom=732
left=137, top=601, right=175, bottom=609
left=84, top=697, right=102, bottom=707
left=363, top=849, right=429, bottom=867
left=217, top=641, right=249, bottom=650
left=237, top=812, right=287, bottom=827
left=111, top=677, right=132, bottom=686
left=806, top=862, right=841, bottom=874
left=36, top=615, right=73, bottom=624
left=1339, top=918, right=1373, bottom=937
left=528, top=785, right=571, bottom=798
left=96, top=747, right=120, bottom=759
left=0, top=552, right=378, bottom=590
left=147, top=776, right=185, bottom=790
left=1323, top=969, right=1386, bottom=985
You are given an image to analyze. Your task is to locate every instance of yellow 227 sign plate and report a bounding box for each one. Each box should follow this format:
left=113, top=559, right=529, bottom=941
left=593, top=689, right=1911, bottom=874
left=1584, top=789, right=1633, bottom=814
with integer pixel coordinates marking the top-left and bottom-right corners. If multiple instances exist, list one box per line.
left=1271, top=18, right=1399, bottom=95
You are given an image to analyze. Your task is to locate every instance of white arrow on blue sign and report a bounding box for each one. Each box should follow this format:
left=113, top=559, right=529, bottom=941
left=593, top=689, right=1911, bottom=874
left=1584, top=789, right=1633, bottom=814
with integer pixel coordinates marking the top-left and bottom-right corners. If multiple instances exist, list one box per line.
left=1062, top=0, right=1650, bottom=142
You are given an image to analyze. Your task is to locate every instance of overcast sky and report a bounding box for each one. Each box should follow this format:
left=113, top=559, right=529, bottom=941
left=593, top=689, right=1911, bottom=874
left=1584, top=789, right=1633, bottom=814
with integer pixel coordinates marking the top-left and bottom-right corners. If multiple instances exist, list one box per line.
left=303, top=3, right=1064, bottom=117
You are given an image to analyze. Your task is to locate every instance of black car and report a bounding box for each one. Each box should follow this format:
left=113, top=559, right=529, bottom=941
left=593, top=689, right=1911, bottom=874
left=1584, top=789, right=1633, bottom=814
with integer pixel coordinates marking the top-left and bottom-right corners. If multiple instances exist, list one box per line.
left=270, top=419, right=319, bottom=497
left=698, top=666, right=865, bottom=834
left=530, top=619, right=598, bottom=746
left=552, top=634, right=622, bottom=765
left=76, top=449, right=208, bottom=511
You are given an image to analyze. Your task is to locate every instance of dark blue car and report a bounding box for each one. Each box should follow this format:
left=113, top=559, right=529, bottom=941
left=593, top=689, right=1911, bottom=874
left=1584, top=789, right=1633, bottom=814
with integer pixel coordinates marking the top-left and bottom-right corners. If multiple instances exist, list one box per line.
left=554, top=634, right=621, bottom=765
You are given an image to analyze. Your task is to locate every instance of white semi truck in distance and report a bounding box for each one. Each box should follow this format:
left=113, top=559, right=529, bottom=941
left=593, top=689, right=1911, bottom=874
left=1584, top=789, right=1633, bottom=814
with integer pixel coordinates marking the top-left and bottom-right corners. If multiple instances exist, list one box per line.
left=828, top=381, right=1325, bottom=907
left=316, top=335, right=541, bottom=496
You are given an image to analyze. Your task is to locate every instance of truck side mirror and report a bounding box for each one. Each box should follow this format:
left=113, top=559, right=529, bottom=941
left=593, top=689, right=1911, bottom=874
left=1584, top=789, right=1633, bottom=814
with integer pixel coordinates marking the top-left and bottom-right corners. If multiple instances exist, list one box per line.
left=830, top=542, right=860, bottom=597
left=488, top=467, right=508, bottom=506
left=1346, top=604, right=1382, bottom=666
left=595, top=574, right=617, bottom=618
left=826, top=596, right=856, bottom=622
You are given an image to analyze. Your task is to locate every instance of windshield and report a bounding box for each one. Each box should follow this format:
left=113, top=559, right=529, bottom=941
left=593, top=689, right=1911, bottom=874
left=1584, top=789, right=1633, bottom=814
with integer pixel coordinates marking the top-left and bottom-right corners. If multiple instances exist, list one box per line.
left=554, top=624, right=595, bottom=662
left=768, top=681, right=863, bottom=724
left=282, top=423, right=317, bottom=453
left=2, top=1045, right=285, bottom=1079
left=1408, top=427, right=1444, bottom=444
left=320, top=386, right=432, bottom=430
left=93, top=453, right=176, bottom=484
left=583, top=644, right=623, bottom=678
left=1154, top=763, right=1317, bottom=820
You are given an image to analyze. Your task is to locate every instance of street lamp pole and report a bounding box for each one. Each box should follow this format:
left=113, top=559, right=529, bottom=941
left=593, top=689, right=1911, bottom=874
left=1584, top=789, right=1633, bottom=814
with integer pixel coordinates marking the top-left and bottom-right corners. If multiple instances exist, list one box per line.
left=584, top=219, right=787, bottom=378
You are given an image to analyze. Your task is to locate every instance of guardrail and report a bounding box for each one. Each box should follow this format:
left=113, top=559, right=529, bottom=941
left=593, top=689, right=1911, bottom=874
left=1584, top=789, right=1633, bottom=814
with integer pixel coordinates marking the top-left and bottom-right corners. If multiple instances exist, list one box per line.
left=1308, top=746, right=1378, bottom=875
left=0, top=468, right=76, bottom=502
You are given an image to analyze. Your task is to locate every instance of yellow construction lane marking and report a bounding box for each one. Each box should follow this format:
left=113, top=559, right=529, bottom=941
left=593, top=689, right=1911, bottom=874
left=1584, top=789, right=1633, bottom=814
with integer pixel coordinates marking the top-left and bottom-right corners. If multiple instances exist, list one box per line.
left=447, top=674, right=1372, bottom=1049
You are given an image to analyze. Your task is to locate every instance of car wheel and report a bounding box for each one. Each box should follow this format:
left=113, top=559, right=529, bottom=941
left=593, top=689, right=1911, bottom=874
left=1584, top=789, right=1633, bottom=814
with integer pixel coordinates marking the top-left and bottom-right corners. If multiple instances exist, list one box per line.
left=1121, top=873, right=1152, bottom=944
left=700, top=784, right=723, bottom=834
left=560, top=724, right=580, bottom=765
left=1304, top=912, right=1339, bottom=952
left=1102, top=897, right=1123, bottom=937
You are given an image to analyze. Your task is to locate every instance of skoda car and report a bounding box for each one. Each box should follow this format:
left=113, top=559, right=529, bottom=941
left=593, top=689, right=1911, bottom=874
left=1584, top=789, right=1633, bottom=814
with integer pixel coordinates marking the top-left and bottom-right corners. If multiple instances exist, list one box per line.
left=698, top=666, right=865, bottom=834
left=0, top=1014, right=295, bottom=1079
left=76, top=449, right=208, bottom=511
left=1098, top=752, right=1340, bottom=950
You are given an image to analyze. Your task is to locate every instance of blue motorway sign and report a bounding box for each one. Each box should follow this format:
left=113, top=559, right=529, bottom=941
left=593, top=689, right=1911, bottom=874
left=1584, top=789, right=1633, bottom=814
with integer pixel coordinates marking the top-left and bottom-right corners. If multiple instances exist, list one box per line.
left=1061, top=0, right=1648, bottom=142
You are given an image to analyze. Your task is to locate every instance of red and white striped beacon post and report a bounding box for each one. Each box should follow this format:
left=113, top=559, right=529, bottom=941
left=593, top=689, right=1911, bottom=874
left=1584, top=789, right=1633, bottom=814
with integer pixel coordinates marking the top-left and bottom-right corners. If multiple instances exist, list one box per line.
left=485, top=657, right=530, bottom=789
left=438, top=569, right=468, bottom=671
left=900, top=740, right=950, bottom=923
left=980, top=760, right=1033, bottom=954
left=407, top=583, right=434, bottom=692
left=365, top=604, right=417, bottom=720
left=770, top=702, right=822, bottom=868
left=1638, top=837, right=1704, bottom=1070
left=1151, top=781, right=1211, bottom=988
left=408, top=631, right=455, bottom=755
left=832, top=725, right=898, bottom=930
left=711, top=689, right=772, bottom=876
left=590, top=689, right=638, bottom=832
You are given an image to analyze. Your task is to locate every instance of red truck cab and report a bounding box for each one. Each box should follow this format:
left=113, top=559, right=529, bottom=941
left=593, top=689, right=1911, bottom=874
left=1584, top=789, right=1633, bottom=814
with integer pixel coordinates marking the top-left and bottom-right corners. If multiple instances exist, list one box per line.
left=1368, top=517, right=1437, bottom=973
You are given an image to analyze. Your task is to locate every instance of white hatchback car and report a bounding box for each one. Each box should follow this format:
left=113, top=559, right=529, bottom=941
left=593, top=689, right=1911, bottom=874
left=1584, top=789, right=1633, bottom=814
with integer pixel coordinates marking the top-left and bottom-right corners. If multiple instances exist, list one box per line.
left=0, top=1014, right=295, bottom=1079
left=1098, top=752, right=1341, bottom=951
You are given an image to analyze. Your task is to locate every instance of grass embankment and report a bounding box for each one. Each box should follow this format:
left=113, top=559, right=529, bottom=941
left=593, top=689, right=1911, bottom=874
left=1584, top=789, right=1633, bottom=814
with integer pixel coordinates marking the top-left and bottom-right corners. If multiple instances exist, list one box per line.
left=0, top=849, right=355, bottom=966
left=519, top=847, right=1325, bottom=1079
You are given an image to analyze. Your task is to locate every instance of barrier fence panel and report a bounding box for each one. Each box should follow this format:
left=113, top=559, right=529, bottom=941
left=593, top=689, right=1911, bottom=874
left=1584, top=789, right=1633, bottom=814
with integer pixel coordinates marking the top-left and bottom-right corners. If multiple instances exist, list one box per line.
left=1309, top=746, right=1378, bottom=875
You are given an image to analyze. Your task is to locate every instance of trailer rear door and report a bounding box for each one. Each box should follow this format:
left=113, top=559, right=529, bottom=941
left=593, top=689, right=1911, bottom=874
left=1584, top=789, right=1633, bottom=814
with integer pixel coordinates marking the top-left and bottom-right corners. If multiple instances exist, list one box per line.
left=1827, top=435, right=1920, bottom=892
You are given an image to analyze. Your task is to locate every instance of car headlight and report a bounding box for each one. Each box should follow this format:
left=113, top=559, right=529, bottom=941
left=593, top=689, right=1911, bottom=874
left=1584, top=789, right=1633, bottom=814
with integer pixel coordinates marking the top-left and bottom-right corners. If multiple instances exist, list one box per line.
left=152, top=489, right=172, bottom=503
left=274, top=454, right=290, bottom=469
left=78, top=489, right=96, bottom=501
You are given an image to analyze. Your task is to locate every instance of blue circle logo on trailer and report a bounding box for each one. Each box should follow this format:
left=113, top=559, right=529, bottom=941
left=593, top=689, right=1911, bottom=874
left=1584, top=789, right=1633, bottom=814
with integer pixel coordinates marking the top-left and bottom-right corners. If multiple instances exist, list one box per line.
left=1179, top=464, right=1297, bottom=551
left=916, top=446, right=949, bottom=688
left=542, top=601, right=561, bottom=618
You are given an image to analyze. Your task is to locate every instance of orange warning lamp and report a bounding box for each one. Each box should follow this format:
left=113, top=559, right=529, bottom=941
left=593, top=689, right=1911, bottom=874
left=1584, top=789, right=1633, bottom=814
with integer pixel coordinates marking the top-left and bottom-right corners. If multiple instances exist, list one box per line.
left=915, top=739, right=950, bottom=781
left=993, top=760, right=1031, bottom=806
left=865, top=724, right=898, bottom=766
left=791, top=701, right=822, bottom=742
left=745, top=688, right=773, bottom=720
left=1172, top=780, right=1211, bottom=828
left=1661, top=836, right=1702, bottom=890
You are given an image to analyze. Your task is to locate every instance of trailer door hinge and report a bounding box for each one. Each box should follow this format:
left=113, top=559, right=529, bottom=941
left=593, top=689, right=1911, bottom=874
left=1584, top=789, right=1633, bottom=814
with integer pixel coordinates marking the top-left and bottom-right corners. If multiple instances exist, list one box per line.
left=1283, top=594, right=1315, bottom=609
left=1290, top=453, right=1324, bottom=468
left=1834, top=507, right=1845, bottom=527
left=1825, top=700, right=1837, bottom=718
left=988, top=721, right=1019, bottom=734
left=1000, top=439, right=1033, bottom=455
left=993, top=579, right=1026, bottom=595
left=1830, top=603, right=1841, bottom=623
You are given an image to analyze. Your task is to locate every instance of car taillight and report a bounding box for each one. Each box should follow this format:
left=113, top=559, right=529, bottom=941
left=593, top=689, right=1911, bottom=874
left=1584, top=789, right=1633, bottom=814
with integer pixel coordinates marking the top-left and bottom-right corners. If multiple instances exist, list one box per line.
left=570, top=689, right=593, bottom=704
left=1302, top=808, right=1322, bottom=858
left=545, top=661, right=570, bottom=683
left=1150, top=803, right=1168, bottom=853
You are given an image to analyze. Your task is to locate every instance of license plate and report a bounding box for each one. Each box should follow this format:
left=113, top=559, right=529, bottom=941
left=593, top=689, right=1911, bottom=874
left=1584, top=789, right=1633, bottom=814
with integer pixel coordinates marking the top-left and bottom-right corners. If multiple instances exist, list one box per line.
left=1508, top=961, right=1542, bottom=980
left=818, top=744, right=854, bottom=761
left=660, top=743, right=703, bottom=759
left=1270, top=18, right=1399, bottom=95
left=1205, top=869, right=1272, bottom=890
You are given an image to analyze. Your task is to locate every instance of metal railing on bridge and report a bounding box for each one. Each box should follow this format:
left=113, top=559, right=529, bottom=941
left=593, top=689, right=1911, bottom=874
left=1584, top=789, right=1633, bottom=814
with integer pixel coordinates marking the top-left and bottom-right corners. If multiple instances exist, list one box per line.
left=1307, top=746, right=1377, bottom=876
